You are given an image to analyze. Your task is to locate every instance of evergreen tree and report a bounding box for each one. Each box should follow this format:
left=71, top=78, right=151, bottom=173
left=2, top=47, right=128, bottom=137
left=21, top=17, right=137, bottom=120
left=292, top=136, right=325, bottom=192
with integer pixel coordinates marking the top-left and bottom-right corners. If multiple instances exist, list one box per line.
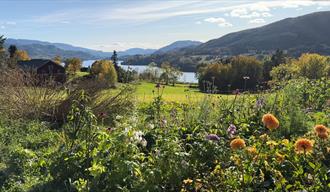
left=0, top=35, right=7, bottom=68
left=111, top=50, right=118, bottom=67
left=8, top=45, right=17, bottom=58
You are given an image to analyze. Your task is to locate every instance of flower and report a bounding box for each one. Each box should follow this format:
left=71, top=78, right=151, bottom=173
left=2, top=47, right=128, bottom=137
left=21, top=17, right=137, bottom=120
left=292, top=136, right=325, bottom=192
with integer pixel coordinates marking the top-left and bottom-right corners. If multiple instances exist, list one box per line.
left=205, top=134, right=220, bottom=142
left=266, top=140, right=278, bottom=149
left=98, top=112, right=107, bottom=118
left=314, top=125, right=329, bottom=140
left=227, top=124, right=237, bottom=138
left=294, top=138, right=314, bottom=154
left=281, top=139, right=289, bottom=146
left=230, top=138, right=246, bottom=150
left=260, top=134, right=269, bottom=141
left=183, top=178, right=193, bottom=185
left=246, top=146, right=257, bottom=156
left=276, top=153, right=285, bottom=163
left=317, top=132, right=329, bottom=140
left=314, top=125, right=328, bottom=134
left=256, top=98, right=265, bottom=109
left=262, top=114, right=280, bottom=130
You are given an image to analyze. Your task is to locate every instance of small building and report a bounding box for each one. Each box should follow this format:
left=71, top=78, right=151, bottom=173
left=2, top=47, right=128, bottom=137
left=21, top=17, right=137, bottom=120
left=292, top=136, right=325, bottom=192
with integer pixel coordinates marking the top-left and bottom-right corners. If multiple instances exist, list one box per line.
left=17, top=59, right=66, bottom=83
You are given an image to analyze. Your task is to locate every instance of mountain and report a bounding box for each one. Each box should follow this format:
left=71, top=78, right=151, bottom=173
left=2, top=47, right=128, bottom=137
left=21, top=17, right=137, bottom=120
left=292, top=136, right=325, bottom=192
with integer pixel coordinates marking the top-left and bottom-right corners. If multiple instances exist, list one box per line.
left=4, top=38, right=156, bottom=59
left=192, top=11, right=330, bottom=56
left=123, top=11, right=330, bottom=71
left=118, top=48, right=157, bottom=56
left=154, top=40, right=202, bottom=54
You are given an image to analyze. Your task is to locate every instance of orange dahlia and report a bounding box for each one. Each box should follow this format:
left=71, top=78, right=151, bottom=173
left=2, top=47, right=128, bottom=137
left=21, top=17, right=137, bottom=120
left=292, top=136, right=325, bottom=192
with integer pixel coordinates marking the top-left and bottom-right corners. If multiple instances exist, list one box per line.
left=294, top=138, right=313, bottom=154
left=317, top=132, right=329, bottom=140
left=314, top=125, right=328, bottom=134
left=230, top=138, right=246, bottom=150
left=314, top=125, right=329, bottom=140
left=262, top=114, right=279, bottom=130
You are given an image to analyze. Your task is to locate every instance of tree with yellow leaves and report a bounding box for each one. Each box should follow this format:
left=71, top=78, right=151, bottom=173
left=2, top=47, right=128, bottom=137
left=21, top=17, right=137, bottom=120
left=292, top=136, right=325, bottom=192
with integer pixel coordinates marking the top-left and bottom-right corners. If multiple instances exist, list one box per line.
left=90, top=60, right=117, bottom=87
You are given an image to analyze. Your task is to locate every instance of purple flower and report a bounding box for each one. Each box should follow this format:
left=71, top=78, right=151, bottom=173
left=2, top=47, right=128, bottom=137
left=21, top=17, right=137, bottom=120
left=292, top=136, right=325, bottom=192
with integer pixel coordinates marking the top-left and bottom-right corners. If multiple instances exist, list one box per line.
left=98, top=112, right=107, bottom=118
left=232, top=89, right=240, bottom=95
left=205, top=134, right=220, bottom=142
left=256, top=98, right=265, bottom=109
left=227, top=124, right=236, bottom=138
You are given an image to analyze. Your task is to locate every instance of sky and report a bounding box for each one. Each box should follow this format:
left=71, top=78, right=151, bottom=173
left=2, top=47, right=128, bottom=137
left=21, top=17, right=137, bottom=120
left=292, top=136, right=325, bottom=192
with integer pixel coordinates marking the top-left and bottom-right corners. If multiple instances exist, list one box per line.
left=0, top=0, right=330, bottom=51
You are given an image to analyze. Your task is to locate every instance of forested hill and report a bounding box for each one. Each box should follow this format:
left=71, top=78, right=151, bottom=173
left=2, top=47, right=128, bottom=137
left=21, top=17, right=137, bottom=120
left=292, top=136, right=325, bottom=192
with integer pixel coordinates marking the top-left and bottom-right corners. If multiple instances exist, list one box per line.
left=194, top=11, right=330, bottom=56
left=123, top=11, right=330, bottom=71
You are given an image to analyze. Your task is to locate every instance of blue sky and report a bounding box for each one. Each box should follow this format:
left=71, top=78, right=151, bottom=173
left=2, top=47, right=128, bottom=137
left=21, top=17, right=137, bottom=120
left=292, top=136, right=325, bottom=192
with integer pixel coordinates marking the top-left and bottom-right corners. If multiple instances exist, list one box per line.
left=0, top=0, right=330, bottom=51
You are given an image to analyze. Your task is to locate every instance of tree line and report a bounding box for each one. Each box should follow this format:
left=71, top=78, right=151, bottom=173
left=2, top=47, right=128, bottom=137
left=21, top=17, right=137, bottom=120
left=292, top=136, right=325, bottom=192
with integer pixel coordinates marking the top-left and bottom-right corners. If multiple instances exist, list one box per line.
left=196, top=50, right=330, bottom=93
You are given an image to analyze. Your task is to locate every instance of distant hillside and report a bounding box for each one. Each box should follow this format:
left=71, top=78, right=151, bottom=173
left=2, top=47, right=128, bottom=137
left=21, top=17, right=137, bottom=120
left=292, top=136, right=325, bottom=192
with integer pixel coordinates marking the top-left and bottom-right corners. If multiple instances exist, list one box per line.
left=154, top=40, right=202, bottom=54
left=118, top=48, right=156, bottom=57
left=4, top=38, right=156, bottom=59
left=123, top=11, right=330, bottom=71
left=193, top=11, right=330, bottom=56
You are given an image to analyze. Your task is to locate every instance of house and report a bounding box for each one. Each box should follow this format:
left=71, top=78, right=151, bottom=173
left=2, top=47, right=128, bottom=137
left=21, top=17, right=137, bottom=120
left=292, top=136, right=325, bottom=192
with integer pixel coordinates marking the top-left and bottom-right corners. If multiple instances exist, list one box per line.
left=17, top=59, right=66, bottom=83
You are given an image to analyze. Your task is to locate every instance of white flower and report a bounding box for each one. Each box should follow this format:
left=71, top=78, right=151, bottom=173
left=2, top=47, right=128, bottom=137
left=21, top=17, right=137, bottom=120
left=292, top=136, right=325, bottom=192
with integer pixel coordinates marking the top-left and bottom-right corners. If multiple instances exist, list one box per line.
left=115, top=115, right=123, bottom=120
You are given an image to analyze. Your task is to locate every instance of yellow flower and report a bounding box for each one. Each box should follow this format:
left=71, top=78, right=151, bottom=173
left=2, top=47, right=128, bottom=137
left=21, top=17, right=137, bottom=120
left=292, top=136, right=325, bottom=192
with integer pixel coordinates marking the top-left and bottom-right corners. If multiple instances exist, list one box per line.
left=195, top=179, right=203, bottom=190
left=260, top=134, right=270, bottom=141
left=230, top=154, right=241, bottom=165
left=276, top=153, right=285, bottom=163
left=183, top=179, right=193, bottom=185
left=281, top=139, right=289, bottom=146
left=327, top=147, right=330, bottom=154
left=294, top=138, right=314, bottom=154
left=230, top=138, right=246, bottom=150
left=266, top=140, right=278, bottom=149
left=246, top=146, right=257, bottom=156
left=262, top=114, right=280, bottom=130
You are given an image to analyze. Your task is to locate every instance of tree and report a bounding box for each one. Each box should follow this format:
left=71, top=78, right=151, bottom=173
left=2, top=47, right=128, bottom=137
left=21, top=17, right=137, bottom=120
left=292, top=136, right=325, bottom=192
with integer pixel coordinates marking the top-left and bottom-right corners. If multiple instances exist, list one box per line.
left=53, top=55, right=62, bottom=65
left=270, top=53, right=330, bottom=81
left=8, top=45, right=17, bottom=58
left=65, top=57, right=82, bottom=74
left=263, top=49, right=288, bottom=81
left=197, top=56, right=263, bottom=92
left=0, top=35, right=6, bottom=68
left=90, top=60, right=117, bottom=87
left=15, top=50, right=30, bottom=61
left=111, top=50, right=118, bottom=67
left=160, top=62, right=182, bottom=86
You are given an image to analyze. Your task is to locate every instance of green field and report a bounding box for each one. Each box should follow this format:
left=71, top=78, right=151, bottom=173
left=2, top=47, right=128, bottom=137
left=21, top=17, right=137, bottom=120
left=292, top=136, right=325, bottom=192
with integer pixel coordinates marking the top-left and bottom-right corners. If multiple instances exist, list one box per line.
left=133, top=82, right=233, bottom=102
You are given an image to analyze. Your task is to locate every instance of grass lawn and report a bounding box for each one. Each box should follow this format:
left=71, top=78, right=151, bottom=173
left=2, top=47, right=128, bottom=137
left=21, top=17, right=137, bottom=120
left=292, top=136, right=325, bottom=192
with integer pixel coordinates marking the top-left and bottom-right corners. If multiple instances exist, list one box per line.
left=133, top=82, right=233, bottom=102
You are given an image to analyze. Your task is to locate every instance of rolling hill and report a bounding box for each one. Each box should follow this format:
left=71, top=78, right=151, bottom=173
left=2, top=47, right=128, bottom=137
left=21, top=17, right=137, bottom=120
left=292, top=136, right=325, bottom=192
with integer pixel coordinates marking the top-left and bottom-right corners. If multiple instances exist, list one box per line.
left=123, top=11, right=330, bottom=71
left=154, top=40, right=202, bottom=54
left=192, top=11, right=330, bottom=56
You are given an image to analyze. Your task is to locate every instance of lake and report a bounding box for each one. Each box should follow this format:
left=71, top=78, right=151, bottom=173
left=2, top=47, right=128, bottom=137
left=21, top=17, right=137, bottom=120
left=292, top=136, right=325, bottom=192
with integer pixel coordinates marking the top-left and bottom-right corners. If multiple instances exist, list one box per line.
left=83, top=60, right=198, bottom=83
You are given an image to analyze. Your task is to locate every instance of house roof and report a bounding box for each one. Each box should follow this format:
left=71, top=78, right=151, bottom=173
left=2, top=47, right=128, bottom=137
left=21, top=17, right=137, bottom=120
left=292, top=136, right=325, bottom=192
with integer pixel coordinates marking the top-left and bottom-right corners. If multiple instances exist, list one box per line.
left=17, top=59, right=63, bottom=71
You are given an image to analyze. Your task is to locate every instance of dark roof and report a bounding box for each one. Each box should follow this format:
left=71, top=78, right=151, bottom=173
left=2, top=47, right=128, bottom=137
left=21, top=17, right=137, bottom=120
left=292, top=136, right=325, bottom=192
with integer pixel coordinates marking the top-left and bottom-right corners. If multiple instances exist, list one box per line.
left=17, top=59, right=62, bottom=71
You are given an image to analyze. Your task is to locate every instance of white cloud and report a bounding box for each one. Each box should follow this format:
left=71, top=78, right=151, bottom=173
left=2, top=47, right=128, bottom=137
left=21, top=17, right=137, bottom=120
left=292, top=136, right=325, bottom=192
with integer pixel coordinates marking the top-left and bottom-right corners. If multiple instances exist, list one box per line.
left=261, top=12, right=272, bottom=17
left=249, top=18, right=266, bottom=24
left=195, top=21, right=202, bottom=25
left=5, top=21, right=16, bottom=25
left=0, top=25, right=5, bottom=29
left=204, top=17, right=233, bottom=27
left=32, top=0, right=330, bottom=24
left=229, top=7, right=272, bottom=19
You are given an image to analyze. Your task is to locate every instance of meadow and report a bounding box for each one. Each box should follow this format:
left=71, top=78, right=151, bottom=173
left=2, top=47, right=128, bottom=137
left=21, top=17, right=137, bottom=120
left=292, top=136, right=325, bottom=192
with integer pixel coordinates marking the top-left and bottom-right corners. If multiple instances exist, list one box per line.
left=0, top=71, right=329, bottom=191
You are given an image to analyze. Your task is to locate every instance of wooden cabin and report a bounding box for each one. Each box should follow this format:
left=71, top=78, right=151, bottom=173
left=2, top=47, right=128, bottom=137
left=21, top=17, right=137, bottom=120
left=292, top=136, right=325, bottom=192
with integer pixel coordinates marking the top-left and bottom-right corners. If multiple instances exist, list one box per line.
left=17, top=59, right=66, bottom=83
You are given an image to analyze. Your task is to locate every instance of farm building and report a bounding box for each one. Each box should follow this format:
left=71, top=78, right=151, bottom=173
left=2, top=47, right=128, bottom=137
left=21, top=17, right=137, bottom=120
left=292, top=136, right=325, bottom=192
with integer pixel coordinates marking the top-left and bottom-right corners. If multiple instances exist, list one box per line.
left=17, top=59, right=66, bottom=83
